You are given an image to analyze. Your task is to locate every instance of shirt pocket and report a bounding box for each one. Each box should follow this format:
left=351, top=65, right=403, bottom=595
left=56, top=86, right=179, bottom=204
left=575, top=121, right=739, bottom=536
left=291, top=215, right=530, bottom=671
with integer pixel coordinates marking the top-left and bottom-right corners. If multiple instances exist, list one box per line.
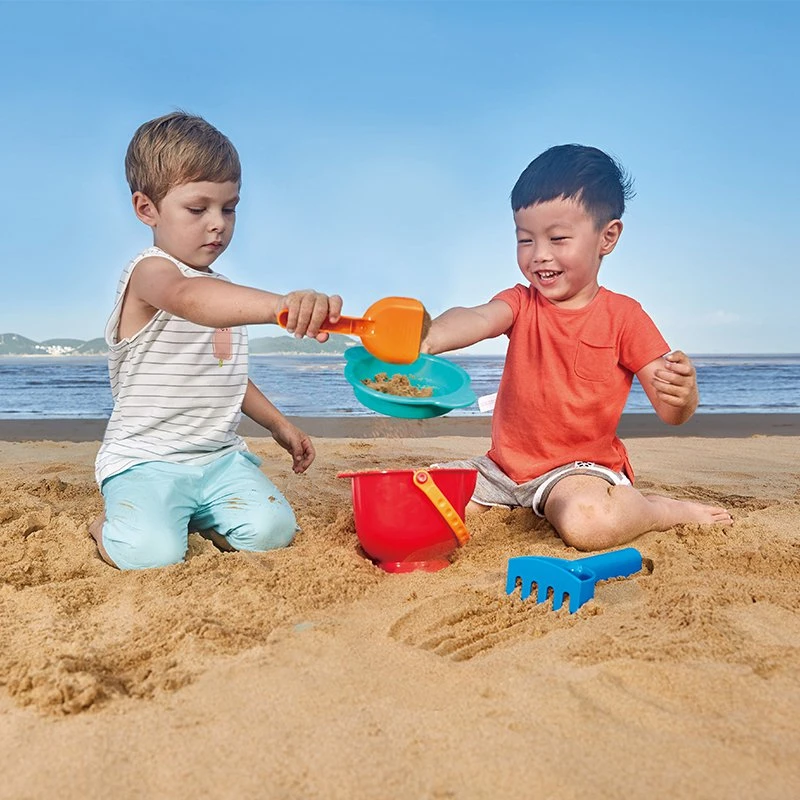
left=573, top=340, right=617, bottom=382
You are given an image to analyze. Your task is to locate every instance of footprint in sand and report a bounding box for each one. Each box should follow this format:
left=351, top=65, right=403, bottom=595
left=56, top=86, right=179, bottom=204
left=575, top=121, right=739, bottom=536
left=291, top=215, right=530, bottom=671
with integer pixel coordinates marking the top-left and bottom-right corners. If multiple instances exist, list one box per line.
left=387, top=588, right=572, bottom=661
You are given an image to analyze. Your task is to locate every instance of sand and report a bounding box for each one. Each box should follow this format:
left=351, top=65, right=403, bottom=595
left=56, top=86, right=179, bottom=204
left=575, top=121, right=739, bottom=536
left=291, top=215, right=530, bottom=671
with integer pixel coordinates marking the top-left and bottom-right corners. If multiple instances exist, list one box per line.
left=0, top=421, right=798, bottom=799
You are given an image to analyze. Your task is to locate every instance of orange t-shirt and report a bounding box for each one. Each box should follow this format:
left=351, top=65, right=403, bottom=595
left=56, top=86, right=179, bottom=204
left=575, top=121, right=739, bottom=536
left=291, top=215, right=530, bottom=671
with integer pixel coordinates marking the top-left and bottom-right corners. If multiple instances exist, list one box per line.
left=487, top=285, right=669, bottom=484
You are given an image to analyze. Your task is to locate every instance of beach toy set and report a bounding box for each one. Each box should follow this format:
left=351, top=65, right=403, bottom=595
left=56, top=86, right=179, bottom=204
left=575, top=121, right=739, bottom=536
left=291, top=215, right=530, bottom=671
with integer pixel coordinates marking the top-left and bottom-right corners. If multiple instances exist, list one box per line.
left=338, top=463, right=643, bottom=612
left=314, top=297, right=642, bottom=611
left=279, top=296, right=479, bottom=569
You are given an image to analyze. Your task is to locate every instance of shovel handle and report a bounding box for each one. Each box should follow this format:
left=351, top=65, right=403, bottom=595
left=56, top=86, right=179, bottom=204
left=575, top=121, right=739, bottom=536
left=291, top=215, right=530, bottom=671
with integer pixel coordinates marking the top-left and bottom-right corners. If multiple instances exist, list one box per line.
left=277, top=309, right=371, bottom=336
left=570, top=548, right=642, bottom=581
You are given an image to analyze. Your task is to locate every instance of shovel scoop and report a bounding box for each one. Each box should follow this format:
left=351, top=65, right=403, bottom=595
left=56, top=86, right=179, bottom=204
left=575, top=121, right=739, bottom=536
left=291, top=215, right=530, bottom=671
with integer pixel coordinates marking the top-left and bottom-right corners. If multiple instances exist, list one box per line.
left=277, top=296, right=427, bottom=364
left=505, top=548, right=642, bottom=614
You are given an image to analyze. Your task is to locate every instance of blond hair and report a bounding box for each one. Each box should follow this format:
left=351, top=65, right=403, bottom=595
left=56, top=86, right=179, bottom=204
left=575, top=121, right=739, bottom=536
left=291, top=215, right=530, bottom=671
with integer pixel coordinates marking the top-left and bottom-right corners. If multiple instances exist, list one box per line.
left=125, top=112, right=241, bottom=205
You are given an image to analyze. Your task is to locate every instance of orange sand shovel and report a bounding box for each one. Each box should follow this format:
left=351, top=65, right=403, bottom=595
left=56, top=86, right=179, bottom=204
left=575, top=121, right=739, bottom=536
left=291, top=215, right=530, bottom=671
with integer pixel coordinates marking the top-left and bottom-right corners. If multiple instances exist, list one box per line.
left=277, top=296, right=427, bottom=364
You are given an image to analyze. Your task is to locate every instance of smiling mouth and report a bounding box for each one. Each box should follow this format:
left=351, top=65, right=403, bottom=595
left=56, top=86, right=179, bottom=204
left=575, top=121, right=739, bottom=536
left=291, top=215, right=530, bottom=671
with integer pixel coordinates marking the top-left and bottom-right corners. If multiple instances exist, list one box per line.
left=536, top=270, right=561, bottom=280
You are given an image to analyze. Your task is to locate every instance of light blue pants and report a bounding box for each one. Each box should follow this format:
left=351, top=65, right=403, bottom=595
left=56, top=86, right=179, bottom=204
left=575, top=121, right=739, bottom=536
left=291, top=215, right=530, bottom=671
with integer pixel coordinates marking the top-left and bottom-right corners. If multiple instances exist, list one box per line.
left=100, top=451, right=298, bottom=570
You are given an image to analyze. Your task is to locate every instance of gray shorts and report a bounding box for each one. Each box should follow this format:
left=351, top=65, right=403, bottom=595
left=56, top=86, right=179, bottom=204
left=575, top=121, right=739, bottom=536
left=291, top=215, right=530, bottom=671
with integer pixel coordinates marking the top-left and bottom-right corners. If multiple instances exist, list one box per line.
left=433, top=456, right=631, bottom=518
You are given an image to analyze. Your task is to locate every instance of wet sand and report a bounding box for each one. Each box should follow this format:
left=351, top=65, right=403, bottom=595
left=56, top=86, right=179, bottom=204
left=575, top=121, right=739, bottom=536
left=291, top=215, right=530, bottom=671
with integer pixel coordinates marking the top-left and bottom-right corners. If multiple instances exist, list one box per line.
left=1, top=412, right=799, bottom=441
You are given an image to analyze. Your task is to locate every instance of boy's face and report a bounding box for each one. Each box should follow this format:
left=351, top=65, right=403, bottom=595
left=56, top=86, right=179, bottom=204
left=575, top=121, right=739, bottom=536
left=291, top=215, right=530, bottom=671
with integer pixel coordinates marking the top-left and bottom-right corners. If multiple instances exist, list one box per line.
left=134, top=181, right=239, bottom=271
left=514, top=197, right=622, bottom=309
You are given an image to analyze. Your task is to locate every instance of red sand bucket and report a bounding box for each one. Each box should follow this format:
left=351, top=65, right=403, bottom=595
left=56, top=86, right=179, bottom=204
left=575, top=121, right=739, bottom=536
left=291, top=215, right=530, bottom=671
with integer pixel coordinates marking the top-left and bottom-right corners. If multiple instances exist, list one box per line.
left=337, top=468, right=478, bottom=573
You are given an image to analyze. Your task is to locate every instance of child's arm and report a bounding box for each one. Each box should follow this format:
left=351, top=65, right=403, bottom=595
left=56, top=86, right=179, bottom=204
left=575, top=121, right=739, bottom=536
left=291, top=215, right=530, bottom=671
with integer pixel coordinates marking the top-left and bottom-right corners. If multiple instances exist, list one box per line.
left=421, top=300, right=513, bottom=355
left=128, top=256, right=342, bottom=339
left=242, top=380, right=315, bottom=473
left=636, top=350, right=699, bottom=425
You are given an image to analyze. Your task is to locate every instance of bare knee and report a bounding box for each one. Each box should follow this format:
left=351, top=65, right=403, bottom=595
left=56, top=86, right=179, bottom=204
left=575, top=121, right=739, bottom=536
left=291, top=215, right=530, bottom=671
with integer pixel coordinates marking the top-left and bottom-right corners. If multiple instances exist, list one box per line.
left=546, top=498, right=619, bottom=552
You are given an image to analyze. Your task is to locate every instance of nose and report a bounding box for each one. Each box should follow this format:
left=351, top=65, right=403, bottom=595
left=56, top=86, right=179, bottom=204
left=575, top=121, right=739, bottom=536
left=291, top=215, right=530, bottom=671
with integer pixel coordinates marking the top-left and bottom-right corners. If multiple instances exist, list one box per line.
left=208, top=210, right=226, bottom=234
left=531, top=242, right=552, bottom=264
left=522, top=242, right=551, bottom=269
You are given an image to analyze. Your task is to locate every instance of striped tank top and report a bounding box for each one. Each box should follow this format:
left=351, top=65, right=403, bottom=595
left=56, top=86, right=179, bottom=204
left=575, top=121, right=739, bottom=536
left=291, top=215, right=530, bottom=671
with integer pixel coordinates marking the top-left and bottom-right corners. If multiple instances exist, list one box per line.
left=95, top=247, right=250, bottom=485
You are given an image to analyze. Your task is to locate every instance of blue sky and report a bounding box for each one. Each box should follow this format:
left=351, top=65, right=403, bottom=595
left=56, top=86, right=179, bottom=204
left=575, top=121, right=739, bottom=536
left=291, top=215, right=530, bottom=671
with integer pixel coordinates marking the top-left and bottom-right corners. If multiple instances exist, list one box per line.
left=1, top=0, right=798, bottom=354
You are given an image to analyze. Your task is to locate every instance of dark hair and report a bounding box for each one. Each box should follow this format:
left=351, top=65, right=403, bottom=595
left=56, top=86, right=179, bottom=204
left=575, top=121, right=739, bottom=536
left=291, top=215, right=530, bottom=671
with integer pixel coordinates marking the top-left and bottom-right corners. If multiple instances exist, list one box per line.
left=510, top=144, right=635, bottom=227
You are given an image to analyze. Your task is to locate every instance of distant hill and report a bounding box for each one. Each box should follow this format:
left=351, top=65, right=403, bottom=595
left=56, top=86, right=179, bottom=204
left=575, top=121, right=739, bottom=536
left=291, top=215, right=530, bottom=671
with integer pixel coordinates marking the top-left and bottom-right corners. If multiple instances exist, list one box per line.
left=75, top=338, right=110, bottom=355
left=41, top=338, right=86, bottom=349
left=0, top=332, right=356, bottom=357
left=0, top=333, right=51, bottom=355
left=249, top=333, right=355, bottom=355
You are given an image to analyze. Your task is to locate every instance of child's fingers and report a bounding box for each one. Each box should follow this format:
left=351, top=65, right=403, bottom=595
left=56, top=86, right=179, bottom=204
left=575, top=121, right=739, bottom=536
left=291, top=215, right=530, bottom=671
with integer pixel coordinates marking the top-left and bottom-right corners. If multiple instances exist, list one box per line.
left=654, top=377, right=693, bottom=407
left=656, top=360, right=694, bottom=381
left=663, top=351, right=695, bottom=375
left=294, top=292, right=333, bottom=337
left=656, top=392, right=685, bottom=408
left=293, top=437, right=315, bottom=473
left=281, top=291, right=341, bottom=338
left=280, top=289, right=312, bottom=332
left=653, top=369, right=680, bottom=387
left=305, top=294, right=334, bottom=338
left=291, top=293, right=316, bottom=336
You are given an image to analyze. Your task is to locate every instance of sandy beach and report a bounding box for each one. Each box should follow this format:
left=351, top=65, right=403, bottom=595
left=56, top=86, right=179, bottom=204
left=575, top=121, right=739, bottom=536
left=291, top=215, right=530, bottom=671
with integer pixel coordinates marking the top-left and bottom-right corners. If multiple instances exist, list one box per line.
left=0, top=418, right=798, bottom=799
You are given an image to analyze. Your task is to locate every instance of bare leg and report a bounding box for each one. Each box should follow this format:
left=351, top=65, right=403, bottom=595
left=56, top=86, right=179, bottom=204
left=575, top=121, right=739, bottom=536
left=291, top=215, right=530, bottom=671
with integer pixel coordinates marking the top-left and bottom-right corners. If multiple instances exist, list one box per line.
left=88, top=514, right=119, bottom=568
left=465, top=500, right=493, bottom=515
left=544, top=475, right=732, bottom=551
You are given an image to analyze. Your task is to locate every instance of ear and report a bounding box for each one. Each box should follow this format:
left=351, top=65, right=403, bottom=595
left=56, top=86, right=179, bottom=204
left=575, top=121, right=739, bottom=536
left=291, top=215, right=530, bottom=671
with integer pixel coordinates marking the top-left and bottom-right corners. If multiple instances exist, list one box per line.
left=132, top=191, right=159, bottom=227
left=599, top=219, right=623, bottom=256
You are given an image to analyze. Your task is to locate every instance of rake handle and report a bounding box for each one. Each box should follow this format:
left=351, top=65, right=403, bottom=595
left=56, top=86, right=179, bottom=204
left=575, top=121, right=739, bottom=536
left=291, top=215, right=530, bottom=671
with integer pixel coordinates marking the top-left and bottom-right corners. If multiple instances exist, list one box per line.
left=568, top=548, right=643, bottom=580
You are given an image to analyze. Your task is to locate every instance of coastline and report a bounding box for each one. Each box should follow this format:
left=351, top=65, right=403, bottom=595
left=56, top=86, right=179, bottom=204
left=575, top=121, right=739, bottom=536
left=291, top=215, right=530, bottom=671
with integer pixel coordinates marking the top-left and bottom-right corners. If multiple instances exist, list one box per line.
left=1, top=412, right=799, bottom=442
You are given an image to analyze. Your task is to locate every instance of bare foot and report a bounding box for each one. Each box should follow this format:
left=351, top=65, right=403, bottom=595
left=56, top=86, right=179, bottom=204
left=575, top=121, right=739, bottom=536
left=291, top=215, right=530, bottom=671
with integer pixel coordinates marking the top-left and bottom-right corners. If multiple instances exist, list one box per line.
left=465, top=500, right=492, bottom=515
left=643, top=494, right=733, bottom=526
left=88, top=514, right=118, bottom=568
left=196, top=528, right=236, bottom=552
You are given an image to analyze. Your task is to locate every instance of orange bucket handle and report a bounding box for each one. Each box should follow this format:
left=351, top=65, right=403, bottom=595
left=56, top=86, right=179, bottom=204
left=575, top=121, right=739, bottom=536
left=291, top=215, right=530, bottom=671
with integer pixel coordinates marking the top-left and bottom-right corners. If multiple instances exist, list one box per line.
left=412, top=469, right=470, bottom=547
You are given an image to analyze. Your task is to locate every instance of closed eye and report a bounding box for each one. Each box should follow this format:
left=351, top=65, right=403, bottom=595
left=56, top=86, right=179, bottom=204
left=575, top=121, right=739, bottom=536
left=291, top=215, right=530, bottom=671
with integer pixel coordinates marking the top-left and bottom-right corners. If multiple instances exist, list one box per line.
left=187, top=207, right=205, bottom=215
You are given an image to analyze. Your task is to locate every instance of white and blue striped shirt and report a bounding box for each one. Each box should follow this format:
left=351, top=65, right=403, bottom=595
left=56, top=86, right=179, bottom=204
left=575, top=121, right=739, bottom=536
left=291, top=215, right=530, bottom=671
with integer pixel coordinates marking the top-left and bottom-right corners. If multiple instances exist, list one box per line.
left=95, top=247, right=250, bottom=485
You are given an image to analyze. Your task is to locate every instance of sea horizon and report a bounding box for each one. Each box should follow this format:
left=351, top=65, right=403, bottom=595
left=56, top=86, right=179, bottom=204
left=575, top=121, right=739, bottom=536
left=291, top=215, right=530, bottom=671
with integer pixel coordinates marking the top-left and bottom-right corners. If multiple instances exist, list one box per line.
left=1, top=352, right=799, bottom=419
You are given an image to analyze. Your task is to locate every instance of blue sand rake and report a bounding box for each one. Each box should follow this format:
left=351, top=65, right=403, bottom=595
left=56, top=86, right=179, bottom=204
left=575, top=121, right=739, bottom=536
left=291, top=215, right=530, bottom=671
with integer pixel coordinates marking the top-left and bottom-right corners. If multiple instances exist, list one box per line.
left=505, top=548, right=643, bottom=614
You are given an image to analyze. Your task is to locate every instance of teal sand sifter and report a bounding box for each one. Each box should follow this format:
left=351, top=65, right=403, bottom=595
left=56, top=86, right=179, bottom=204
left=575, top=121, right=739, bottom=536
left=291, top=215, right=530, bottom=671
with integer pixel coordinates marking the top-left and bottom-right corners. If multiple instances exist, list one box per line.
left=343, top=346, right=477, bottom=419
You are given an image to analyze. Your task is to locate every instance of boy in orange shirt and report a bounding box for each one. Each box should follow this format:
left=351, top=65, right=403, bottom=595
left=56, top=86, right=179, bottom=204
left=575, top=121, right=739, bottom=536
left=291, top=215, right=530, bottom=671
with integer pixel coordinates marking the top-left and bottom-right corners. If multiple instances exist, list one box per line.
left=423, top=144, right=732, bottom=551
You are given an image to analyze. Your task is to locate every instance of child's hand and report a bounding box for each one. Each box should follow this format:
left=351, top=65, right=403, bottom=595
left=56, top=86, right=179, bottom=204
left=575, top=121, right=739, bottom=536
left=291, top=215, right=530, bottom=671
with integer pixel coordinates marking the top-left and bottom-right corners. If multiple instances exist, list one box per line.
left=652, top=350, right=699, bottom=410
left=277, top=290, right=343, bottom=342
left=270, top=418, right=316, bottom=474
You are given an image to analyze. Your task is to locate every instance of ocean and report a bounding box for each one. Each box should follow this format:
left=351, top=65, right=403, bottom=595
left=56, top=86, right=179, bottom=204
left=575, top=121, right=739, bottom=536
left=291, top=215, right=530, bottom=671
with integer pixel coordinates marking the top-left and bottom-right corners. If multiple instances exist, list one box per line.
left=0, top=353, right=798, bottom=419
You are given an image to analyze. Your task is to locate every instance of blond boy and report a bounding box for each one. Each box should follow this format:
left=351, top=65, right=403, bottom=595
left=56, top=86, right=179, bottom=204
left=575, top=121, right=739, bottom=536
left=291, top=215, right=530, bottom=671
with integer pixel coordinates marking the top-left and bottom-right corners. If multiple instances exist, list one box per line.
left=91, top=112, right=342, bottom=569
